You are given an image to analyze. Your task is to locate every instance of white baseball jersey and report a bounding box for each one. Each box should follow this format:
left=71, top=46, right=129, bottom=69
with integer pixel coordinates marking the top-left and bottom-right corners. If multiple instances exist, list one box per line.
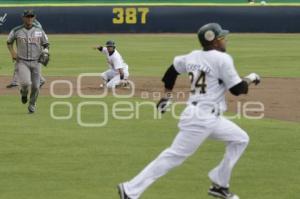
left=173, top=50, right=242, bottom=112
left=101, top=47, right=128, bottom=71
left=123, top=50, right=250, bottom=199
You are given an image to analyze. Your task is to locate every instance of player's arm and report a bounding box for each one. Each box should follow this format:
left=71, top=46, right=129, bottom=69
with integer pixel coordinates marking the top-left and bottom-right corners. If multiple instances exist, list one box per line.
left=162, top=64, right=179, bottom=95
left=157, top=54, right=187, bottom=113
left=41, top=30, right=50, bottom=50
left=162, top=55, right=187, bottom=93
left=7, top=30, right=17, bottom=61
left=157, top=64, right=180, bottom=113
left=42, top=43, right=50, bottom=50
left=38, top=31, right=50, bottom=66
left=229, top=73, right=260, bottom=96
left=112, top=56, right=128, bottom=86
left=40, top=30, right=50, bottom=53
left=220, top=54, right=260, bottom=96
left=93, top=45, right=103, bottom=51
left=7, top=43, right=17, bottom=61
left=93, top=46, right=110, bottom=56
left=118, top=68, right=125, bottom=80
left=117, top=68, right=128, bottom=87
left=112, top=56, right=124, bottom=79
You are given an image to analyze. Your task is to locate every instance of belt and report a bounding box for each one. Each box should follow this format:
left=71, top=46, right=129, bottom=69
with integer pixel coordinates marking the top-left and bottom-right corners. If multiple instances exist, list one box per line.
left=191, top=101, right=221, bottom=116
left=18, top=58, right=38, bottom=61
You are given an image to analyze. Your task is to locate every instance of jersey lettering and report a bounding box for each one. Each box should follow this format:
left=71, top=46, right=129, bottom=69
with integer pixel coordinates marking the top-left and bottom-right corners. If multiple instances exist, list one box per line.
left=189, top=70, right=207, bottom=94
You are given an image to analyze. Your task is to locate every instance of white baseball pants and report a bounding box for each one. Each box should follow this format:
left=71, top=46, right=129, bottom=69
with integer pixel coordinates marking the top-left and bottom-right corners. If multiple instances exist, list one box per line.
left=100, top=68, right=129, bottom=88
left=123, top=104, right=249, bottom=199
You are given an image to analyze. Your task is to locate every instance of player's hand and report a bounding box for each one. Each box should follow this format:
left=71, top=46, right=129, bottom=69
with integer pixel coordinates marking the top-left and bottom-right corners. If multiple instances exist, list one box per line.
left=92, top=45, right=102, bottom=50
left=119, top=79, right=129, bottom=88
left=245, top=73, right=261, bottom=85
left=157, top=97, right=172, bottom=114
left=11, top=52, right=17, bottom=62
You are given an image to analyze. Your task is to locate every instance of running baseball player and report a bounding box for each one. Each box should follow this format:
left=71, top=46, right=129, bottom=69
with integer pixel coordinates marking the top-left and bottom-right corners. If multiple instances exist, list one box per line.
left=118, top=23, right=260, bottom=199
left=6, top=18, right=46, bottom=89
left=7, top=10, right=50, bottom=113
left=93, top=40, right=129, bottom=88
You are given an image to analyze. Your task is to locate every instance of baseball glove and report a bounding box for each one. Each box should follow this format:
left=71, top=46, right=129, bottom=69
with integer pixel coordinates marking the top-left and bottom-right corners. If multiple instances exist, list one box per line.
left=38, top=50, right=50, bottom=66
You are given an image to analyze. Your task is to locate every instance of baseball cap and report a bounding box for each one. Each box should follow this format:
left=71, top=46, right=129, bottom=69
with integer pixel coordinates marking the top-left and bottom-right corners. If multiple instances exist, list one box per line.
left=23, top=10, right=36, bottom=17
left=197, top=23, right=229, bottom=46
left=106, top=40, right=116, bottom=47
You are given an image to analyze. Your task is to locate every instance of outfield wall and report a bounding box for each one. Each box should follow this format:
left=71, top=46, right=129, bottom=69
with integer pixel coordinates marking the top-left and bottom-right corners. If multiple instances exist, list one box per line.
left=2, top=0, right=300, bottom=3
left=1, top=6, right=300, bottom=33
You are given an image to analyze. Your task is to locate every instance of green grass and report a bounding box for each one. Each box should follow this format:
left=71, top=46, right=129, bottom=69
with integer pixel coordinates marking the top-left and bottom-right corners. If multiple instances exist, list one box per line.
left=0, top=34, right=300, bottom=77
left=0, top=95, right=299, bottom=199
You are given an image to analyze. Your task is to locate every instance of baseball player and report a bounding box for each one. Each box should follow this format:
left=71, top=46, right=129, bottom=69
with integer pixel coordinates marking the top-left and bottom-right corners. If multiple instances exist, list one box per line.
left=93, top=40, right=129, bottom=88
left=7, top=10, right=50, bottom=113
left=118, top=23, right=260, bottom=199
left=6, top=18, right=46, bottom=89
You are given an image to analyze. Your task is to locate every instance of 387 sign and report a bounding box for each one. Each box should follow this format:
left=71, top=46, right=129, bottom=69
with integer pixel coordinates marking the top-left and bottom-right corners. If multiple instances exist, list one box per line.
left=112, top=7, right=149, bottom=24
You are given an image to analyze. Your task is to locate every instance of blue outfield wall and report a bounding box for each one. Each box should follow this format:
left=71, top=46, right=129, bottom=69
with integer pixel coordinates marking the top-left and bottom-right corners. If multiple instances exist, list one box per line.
left=0, top=6, right=300, bottom=33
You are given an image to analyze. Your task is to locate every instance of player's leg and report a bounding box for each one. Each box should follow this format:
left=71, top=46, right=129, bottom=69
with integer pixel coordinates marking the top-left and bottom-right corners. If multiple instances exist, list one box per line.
left=100, top=69, right=115, bottom=87
left=6, top=63, right=19, bottom=88
left=207, top=116, right=249, bottom=198
left=28, top=62, right=41, bottom=113
left=106, top=75, right=121, bottom=88
left=17, top=61, right=31, bottom=104
left=122, top=131, right=210, bottom=199
left=12, top=68, right=19, bottom=85
left=39, top=73, right=46, bottom=88
left=121, top=106, right=214, bottom=199
left=107, top=67, right=130, bottom=88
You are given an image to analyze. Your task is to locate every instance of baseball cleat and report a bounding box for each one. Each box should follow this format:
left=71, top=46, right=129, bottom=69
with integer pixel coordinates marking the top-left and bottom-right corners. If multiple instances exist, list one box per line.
left=22, top=96, right=28, bottom=104
left=208, top=184, right=239, bottom=199
left=116, top=81, right=131, bottom=89
left=6, top=83, right=18, bottom=88
left=20, top=92, right=28, bottom=104
left=122, top=83, right=131, bottom=89
left=117, top=184, right=131, bottom=199
left=28, top=104, right=36, bottom=114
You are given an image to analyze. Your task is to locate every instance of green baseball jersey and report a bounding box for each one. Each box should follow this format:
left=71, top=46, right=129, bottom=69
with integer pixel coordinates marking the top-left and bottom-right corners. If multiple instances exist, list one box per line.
left=7, top=24, right=49, bottom=60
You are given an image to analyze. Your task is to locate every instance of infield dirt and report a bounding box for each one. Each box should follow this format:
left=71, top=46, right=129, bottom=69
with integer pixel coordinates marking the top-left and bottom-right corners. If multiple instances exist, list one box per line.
left=1, top=75, right=299, bottom=122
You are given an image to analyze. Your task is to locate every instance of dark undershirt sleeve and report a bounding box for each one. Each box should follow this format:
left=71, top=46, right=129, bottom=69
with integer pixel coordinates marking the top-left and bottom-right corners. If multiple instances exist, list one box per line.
left=229, top=80, right=249, bottom=96
left=162, top=64, right=179, bottom=90
left=97, top=46, right=103, bottom=51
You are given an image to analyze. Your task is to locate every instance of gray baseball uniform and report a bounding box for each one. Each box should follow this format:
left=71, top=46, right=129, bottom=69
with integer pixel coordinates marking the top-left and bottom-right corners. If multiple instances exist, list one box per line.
left=7, top=23, right=49, bottom=106
left=8, top=19, right=46, bottom=87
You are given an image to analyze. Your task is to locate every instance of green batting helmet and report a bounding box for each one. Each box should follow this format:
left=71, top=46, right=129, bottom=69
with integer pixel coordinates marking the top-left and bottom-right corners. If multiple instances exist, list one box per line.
left=106, top=40, right=116, bottom=48
left=197, top=23, right=229, bottom=47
